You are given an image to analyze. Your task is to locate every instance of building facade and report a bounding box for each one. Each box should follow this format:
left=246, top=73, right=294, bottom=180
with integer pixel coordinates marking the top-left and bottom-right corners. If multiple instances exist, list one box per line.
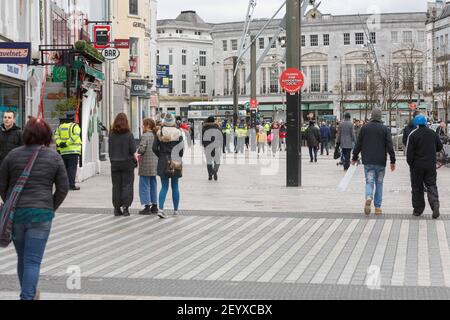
left=426, top=0, right=450, bottom=123
left=212, top=10, right=428, bottom=124
left=157, top=9, right=428, bottom=125
left=112, top=0, right=154, bottom=139
left=156, top=11, right=214, bottom=117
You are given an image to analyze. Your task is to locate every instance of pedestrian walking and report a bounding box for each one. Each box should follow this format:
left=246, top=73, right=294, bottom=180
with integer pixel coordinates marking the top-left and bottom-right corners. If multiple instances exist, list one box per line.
left=279, top=124, right=287, bottom=151
left=436, top=121, right=448, bottom=144
left=270, top=122, right=280, bottom=156
left=138, top=119, right=159, bottom=215
left=202, top=116, right=222, bottom=181
left=320, top=122, right=331, bottom=156
left=53, top=111, right=82, bottom=191
left=0, top=110, right=23, bottom=166
left=153, top=113, right=184, bottom=218
left=256, top=126, right=268, bottom=157
left=306, top=121, right=321, bottom=163
left=109, top=113, right=137, bottom=217
left=337, top=113, right=356, bottom=170
left=407, top=114, right=443, bottom=219
left=0, top=117, right=69, bottom=300
left=352, top=108, right=396, bottom=216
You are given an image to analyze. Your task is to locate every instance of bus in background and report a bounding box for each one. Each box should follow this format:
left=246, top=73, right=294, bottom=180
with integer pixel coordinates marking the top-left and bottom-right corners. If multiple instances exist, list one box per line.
left=187, top=101, right=249, bottom=122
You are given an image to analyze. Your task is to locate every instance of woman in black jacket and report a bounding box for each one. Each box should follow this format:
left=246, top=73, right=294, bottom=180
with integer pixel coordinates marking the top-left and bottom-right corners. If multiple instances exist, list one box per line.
left=0, top=117, right=69, bottom=300
left=152, top=114, right=184, bottom=218
left=109, top=113, right=137, bottom=217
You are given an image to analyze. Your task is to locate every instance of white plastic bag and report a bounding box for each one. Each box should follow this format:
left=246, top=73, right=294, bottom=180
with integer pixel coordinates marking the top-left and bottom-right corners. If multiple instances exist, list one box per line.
left=337, top=164, right=358, bottom=192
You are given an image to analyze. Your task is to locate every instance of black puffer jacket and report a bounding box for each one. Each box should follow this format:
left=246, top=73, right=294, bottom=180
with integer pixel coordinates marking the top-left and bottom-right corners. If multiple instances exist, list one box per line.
left=0, top=124, right=23, bottom=164
left=0, top=145, right=69, bottom=211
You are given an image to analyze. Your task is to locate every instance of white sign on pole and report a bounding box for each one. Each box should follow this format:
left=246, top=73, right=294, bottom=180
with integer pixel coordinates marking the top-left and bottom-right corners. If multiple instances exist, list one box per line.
left=101, top=48, right=120, bottom=61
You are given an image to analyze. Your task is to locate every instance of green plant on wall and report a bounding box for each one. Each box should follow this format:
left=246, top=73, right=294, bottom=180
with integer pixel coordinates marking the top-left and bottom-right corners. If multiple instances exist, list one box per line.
left=75, top=40, right=105, bottom=63
left=51, top=97, right=77, bottom=119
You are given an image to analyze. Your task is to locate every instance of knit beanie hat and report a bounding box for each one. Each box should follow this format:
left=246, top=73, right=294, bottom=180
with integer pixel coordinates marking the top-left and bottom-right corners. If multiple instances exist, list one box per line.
left=163, top=113, right=176, bottom=127
left=371, top=108, right=382, bottom=121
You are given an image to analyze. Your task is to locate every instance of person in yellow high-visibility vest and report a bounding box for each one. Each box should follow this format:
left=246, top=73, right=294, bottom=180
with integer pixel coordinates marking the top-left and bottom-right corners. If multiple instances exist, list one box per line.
left=235, top=120, right=248, bottom=154
left=54, top=111, right=82, bottom=191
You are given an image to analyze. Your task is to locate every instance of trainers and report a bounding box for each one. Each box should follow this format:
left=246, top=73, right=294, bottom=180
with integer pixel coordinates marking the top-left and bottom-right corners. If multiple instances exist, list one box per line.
left=432, top=203, right=440, bottom=220
left=375, top=208, right=383, bottom=216
left=157, top=210, right=168, bottom=219
left=364, top=199, right=372, bottom=215
left=173, top=210, right=180, bottom=216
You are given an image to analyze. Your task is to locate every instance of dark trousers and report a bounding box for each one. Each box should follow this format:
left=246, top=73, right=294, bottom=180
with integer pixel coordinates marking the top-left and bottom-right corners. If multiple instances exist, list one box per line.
left=206, top=148, right=220, bottom=177
left=320, top=140, right=329, bottom=155
left=410, top=167, right=439, bottom=214
left=342, top=148, right=352, bottom=170
left=308, top=146, right=318, bottom=162
left=111, top=160, right=135, bottom=208
left=62, top=154, right=79, bottom=188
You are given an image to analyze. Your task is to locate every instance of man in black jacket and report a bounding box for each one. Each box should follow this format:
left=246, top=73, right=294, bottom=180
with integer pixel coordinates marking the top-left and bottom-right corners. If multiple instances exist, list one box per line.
left=0, top=110, right=23, bottom=166
left=407, top=114, right=443, bottom=219
left=352, top=108, right=396, bottom=216
left=305, top=121, right=321, bottom=163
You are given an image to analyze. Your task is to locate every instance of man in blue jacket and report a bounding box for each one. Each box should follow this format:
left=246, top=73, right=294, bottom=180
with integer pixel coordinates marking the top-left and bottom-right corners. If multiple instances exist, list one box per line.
left=320, top=122, right=331, bottom=156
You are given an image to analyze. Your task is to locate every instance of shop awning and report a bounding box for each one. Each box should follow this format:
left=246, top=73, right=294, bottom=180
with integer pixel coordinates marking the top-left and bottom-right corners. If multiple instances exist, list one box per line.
left=74, top=61, right=105, bottom=81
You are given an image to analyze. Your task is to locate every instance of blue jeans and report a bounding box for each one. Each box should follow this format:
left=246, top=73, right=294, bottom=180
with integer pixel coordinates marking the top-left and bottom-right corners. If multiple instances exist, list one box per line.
left=159, top=177, right=180, bottom=211
left=364, top=165, right=386, bottom=208
left=139, top=176, right=158, bottom=206
left=13, top=221, right=52, bottom=300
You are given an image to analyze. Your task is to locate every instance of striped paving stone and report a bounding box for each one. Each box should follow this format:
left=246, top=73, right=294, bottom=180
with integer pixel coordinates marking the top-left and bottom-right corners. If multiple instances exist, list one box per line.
left=2, top=213, right=450, bottom=290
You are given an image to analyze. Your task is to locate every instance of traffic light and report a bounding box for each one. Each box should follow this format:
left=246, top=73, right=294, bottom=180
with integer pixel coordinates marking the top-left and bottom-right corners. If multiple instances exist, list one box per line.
left=94, top=25, right=111, bottom=49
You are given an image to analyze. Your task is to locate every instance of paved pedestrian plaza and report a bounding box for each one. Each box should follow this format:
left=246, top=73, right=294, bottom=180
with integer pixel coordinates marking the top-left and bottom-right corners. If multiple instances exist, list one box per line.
left=1, top=148, right=450, bottom=300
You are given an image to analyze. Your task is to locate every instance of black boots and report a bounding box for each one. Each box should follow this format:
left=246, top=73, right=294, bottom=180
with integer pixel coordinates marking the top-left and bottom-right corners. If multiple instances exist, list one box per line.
left=432, top=203, right=440, bottom=220
left=123, top=207, right=130, bottom=216
left=114, top=207, right=123, bottom=216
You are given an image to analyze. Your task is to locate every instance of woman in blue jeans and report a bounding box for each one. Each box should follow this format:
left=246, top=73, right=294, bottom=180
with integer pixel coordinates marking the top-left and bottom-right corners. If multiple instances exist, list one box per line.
left=138, top=119, right=159, bottom=215
left=152, top=114, right=184, bottom=218
left=0, top=118, right=69, bottom=300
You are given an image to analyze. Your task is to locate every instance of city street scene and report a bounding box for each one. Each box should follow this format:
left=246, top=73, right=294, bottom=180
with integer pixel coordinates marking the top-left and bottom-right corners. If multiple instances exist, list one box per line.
left=1, top=0, right=450, bottom=305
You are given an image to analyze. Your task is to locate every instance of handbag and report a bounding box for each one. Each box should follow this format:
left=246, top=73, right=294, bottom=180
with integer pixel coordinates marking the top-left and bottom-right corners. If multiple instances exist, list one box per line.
left=166, top=159, right=183, bottom=178
left=0, top=146, right=42, bottom=248
left=333, top=144, right=341, bottom=160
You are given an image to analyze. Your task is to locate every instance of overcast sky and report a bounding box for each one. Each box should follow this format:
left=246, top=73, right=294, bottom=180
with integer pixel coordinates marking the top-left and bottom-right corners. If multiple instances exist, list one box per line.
left=157, top=0, right=428, bottom=22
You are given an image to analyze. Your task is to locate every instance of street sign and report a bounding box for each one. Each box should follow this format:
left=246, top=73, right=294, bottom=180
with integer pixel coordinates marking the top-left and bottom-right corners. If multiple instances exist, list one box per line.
left=250, top=98, right=258, bottom=110
left=280, top=68, right=305, bottom=94
left=409, top=103, right=417, bottom=110
left=114, top=39, right=130, bottom=49
left=101, top=48, right=120, bottom=60
left=94, top=25, right=111, bottom=49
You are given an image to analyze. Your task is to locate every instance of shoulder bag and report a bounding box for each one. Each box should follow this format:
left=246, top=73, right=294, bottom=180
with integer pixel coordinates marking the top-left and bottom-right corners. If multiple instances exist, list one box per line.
left=0, top=146, right=42, bottom=248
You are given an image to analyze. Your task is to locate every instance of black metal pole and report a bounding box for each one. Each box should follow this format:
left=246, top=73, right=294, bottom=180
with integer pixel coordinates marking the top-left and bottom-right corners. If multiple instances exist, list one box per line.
left=286, top=0, right=301, bottom=187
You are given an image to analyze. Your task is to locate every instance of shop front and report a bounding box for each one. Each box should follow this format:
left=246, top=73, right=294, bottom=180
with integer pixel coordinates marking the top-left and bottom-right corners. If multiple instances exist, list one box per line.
left=0, top=64, right=28, bottom=127
left=130, top=79, right=151, bottom=139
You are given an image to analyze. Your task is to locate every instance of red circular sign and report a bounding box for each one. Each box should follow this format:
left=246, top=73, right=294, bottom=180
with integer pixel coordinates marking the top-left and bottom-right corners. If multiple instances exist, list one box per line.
left=280, top=68, right=305, bottom=93
left=250, top=99, right=258, bottom=109
left=409, top=103, right=417, bottom=110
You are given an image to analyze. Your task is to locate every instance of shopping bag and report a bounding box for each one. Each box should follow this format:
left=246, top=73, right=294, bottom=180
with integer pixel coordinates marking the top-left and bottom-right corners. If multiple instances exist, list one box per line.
left=337, top=164, right=358, bottom=192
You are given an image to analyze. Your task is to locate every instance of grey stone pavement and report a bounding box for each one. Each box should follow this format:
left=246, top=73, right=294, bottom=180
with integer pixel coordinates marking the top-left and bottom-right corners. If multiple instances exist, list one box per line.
left=1, top=145, right=450, bottom=300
